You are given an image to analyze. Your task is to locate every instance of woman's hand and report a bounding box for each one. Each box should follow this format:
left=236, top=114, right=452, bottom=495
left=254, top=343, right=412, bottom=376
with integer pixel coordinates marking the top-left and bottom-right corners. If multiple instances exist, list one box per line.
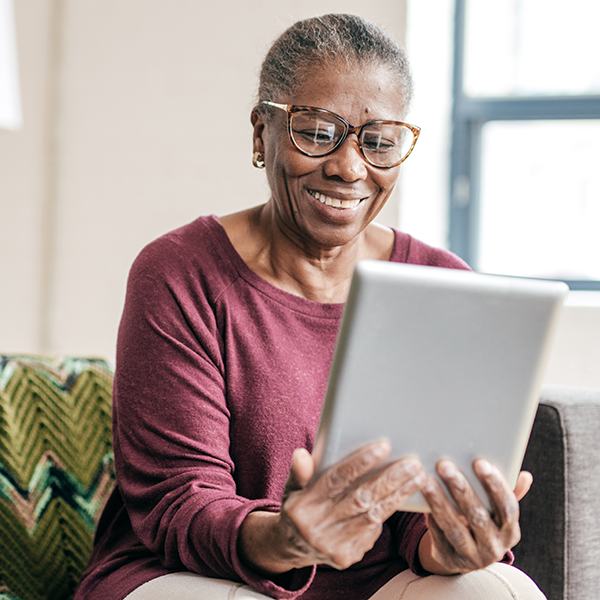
left=239, top=440, right=427, bottom=575
left=418, top=459, right=532, bottom=575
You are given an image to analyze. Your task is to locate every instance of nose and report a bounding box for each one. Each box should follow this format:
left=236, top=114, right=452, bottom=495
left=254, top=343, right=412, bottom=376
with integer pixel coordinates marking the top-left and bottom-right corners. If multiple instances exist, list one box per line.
left=322, top=134, right=369, bottom=182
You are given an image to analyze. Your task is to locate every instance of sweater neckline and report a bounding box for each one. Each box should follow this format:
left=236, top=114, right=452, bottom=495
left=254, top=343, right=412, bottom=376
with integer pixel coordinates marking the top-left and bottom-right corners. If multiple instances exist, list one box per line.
left=205, top=215, right=362, bottom=319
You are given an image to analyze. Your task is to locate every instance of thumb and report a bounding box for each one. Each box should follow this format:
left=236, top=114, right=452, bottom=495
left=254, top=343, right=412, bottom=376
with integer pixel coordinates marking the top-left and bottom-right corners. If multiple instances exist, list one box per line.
left=282, top=448, right=315, bottom=501
left=514, top=470, right=533, bottom=501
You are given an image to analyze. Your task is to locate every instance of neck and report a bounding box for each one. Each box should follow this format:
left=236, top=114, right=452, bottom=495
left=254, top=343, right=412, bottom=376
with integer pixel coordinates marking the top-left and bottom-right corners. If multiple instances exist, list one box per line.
left=220, top=202, right=394, bottom=304
left=255, top=203, right=364, bottom=303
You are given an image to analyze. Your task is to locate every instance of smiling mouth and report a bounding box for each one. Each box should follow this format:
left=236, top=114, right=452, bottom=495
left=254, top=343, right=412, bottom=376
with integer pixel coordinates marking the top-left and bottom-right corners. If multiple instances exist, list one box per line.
left=308, top=190, right=364, bottom=209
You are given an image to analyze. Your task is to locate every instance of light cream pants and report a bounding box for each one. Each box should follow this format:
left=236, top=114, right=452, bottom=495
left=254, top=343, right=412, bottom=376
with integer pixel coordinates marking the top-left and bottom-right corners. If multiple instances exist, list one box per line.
left=124, top=563, right=546, bottom=599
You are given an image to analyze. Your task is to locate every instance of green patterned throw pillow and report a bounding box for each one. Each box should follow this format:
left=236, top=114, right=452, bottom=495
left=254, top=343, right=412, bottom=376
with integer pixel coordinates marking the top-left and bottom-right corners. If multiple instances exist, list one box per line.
left=0, top=356, right=115, bottom=600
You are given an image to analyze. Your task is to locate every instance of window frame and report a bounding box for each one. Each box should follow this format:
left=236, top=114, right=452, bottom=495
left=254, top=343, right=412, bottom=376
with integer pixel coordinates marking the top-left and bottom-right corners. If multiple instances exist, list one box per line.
left=449, top=0, right=600, bottom=290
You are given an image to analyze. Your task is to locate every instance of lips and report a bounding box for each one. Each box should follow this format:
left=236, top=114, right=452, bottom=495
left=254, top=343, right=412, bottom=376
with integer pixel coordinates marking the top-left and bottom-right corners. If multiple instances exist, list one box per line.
left=308, top=189, right=364, bottom=209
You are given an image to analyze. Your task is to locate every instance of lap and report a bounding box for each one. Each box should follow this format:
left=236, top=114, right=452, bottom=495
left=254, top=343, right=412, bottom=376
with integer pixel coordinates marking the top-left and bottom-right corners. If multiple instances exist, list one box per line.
left=124, top=564, right=546, bottom=600
left=370, top=563, right=546, bottom=599
left=123, top=572, right=269, bottom=599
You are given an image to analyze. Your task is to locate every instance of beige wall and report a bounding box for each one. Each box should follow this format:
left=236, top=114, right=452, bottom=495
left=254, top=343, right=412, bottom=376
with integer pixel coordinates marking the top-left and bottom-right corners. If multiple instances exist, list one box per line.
left=1, top=0, right=599, bottom=389
left=544, top=302, right=600, bottom=389
left=1, top=0, right=407, bottom=363
left=0, top=0, right=51, bottom=354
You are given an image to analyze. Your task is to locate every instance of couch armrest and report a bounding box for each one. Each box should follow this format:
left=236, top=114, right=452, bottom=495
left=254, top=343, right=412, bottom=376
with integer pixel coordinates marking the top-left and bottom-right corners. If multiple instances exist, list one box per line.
left=514, top=385, right=600, bottom=600
left=0, top=355, right=114, bottom=600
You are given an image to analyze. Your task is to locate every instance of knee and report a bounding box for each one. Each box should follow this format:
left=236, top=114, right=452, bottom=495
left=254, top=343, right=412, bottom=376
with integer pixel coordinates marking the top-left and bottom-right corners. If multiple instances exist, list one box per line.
left=372, top=564, right=546, bottom=599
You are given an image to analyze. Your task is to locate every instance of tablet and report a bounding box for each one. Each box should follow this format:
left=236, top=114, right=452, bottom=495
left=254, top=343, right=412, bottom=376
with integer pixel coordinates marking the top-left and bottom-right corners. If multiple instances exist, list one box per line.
left=312, top=260, right=568, bottom=512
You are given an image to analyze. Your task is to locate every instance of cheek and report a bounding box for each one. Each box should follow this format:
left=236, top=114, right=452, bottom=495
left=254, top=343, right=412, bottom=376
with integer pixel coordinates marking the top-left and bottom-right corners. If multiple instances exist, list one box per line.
left=375, top=170, right=400, bottom=194
left=264, top=154, right=302, bottom=208
left=267, top=147, right=319, bottom=187
left=264, top=125, right=321, bottom=178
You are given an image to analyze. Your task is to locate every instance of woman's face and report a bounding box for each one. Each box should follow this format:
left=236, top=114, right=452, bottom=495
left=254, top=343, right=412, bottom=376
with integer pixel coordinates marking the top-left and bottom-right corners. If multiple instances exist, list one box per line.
left=253, top=61, right=408, bottom=252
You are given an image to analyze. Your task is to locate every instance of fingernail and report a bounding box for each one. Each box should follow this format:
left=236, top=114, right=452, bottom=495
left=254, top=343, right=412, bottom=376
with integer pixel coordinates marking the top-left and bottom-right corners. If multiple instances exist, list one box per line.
left=476, top=459, right=493, bottom=475
left=371, top=440, right=390, bottom=458
left=439, top=460, right=457, bottom=478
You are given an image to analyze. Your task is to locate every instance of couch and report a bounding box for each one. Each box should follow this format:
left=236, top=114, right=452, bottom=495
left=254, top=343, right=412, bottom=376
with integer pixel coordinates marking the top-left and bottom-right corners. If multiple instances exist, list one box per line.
left=1, top=355, right=599, bottom=600
left=0, top=356, right=113, bottom=600
left=514, top=384, right=600, bottom=600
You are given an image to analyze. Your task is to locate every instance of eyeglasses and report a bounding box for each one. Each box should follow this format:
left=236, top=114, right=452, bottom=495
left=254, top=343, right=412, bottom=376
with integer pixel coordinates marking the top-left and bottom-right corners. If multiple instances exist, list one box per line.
left=262, top=101, right=420, bottom=169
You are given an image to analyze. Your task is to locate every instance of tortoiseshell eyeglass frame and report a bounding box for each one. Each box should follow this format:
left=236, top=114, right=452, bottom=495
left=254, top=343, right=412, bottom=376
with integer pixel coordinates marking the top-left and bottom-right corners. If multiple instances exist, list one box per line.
left=262, top=100, right=421, bottom=169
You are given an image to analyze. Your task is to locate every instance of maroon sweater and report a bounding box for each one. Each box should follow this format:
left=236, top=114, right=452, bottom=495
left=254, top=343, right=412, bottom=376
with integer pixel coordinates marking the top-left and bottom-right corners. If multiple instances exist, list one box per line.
left=76, top=215, right=470, bottom=600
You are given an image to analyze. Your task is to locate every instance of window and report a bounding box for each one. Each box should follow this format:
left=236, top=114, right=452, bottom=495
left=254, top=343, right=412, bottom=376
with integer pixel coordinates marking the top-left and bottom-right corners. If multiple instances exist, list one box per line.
left=450, top=0, right=600, bottom=289
left=0, top=0, right=22, bottom=130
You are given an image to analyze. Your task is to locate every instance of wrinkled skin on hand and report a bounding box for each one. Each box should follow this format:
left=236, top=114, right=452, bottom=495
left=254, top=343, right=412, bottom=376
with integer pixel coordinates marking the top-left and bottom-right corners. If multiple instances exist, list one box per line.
left=280, top=441, right=427, bottom=570
left=239, top=444, right=532, bottom=577
left=418, top=459, right=533, bottom=574
left=238, top=440, right=427, bottom=574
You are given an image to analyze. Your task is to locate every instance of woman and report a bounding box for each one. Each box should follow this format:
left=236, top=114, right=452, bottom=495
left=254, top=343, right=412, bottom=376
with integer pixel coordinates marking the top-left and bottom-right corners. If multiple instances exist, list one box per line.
left=76, top=14, right=544, bottom=600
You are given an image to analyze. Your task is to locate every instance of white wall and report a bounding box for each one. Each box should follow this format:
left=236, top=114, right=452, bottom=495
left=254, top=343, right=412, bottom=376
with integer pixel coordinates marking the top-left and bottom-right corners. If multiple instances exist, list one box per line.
left=0, top=0, right=407, bottom=365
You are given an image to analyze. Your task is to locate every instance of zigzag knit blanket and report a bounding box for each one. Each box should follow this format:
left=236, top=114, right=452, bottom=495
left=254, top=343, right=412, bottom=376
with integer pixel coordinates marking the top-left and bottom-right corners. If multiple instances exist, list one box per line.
left=0, top=356, right=115, bottom=600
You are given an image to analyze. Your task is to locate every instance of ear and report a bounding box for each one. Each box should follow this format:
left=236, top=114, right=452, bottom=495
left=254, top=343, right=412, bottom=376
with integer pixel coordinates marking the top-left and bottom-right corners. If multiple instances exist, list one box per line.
left=251, top=108, right=266, bottom=154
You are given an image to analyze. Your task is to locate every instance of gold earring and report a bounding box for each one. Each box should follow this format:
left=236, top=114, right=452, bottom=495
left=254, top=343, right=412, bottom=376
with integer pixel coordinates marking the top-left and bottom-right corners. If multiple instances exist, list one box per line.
left=252, top=151, right=265, bottom=169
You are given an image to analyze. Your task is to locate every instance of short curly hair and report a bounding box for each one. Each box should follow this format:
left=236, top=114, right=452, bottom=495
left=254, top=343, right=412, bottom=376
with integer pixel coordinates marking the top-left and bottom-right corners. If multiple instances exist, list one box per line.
left=257, top=14, right=413, bottom=119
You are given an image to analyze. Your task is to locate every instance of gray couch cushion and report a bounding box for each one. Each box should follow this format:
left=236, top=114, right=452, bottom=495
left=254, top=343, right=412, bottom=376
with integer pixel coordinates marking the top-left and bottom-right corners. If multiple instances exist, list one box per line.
left=515, top=385, right=600, bottom=600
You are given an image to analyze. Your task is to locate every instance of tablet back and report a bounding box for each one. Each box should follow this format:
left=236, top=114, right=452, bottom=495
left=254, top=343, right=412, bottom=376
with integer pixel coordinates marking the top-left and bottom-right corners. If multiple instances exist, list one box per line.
left=313, top=260, right=568, bottom=512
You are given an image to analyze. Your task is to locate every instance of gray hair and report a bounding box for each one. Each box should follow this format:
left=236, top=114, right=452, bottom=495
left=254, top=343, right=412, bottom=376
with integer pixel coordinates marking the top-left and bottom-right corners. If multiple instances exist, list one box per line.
left=257, top=14, right=413, bottom=118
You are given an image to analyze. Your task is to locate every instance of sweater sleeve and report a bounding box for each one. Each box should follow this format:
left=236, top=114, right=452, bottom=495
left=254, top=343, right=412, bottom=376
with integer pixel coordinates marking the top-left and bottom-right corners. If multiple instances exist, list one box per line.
left=111, top=237, right=314, bottom=598
left=389, top=511, right=429, bottom=575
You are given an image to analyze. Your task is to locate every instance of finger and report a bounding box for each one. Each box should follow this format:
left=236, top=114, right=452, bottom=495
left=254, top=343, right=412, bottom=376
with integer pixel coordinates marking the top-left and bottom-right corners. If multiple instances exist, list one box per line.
left=514, top=470, right=533, bottom=501
left=319, top=440, right=391, bottom=497
left=437, top=459, right=515, bottom=566
left=365, top=463, right=427, bottom=524
left=292, top=449, right=316, bottom=489
left=316, top=521, right=384, bottom=571
left=436, top=460, right=493, bottom=539
left=282, top=449, right=315, bottom=502
left=424, top=512, right=479, bottom=574
left=301, top=461, right=426, bottom=568
left=421, top=474, right=478, bottom=560
left=472, top=459, right=520, bottom=546
left=365, top=457, right=422, bottom=504
left=334, top=457, right=423, bottom=520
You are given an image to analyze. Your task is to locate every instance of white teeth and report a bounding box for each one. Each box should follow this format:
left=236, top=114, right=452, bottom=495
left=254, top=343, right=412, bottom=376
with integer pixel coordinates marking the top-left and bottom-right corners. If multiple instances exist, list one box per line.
left=341, top=199, right=358, bottom=208
left=310, top=190, right=361, bottom=209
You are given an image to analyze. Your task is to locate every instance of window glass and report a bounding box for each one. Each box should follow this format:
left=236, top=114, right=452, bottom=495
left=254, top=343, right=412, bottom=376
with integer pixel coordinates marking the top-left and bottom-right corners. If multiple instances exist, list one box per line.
left=463, top=0, right=600, bottom=97
left=477, top=120, right=600, bottom=280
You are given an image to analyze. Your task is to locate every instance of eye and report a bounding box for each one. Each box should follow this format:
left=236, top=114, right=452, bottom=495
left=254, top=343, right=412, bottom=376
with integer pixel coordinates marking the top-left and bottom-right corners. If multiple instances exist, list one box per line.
left=362, top=127, right=400, bottom=153
left=294, top=121, right=337, bottom=144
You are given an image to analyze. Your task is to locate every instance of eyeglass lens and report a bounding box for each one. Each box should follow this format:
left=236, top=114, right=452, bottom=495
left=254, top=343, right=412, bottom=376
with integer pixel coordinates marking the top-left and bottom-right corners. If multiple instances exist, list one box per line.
left=290, top=111, right=415, bottom=167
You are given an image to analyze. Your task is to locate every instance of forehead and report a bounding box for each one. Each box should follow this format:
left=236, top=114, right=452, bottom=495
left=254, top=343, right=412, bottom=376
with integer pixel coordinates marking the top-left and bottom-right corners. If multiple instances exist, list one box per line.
left=289, top=61, right=407, bottom=123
